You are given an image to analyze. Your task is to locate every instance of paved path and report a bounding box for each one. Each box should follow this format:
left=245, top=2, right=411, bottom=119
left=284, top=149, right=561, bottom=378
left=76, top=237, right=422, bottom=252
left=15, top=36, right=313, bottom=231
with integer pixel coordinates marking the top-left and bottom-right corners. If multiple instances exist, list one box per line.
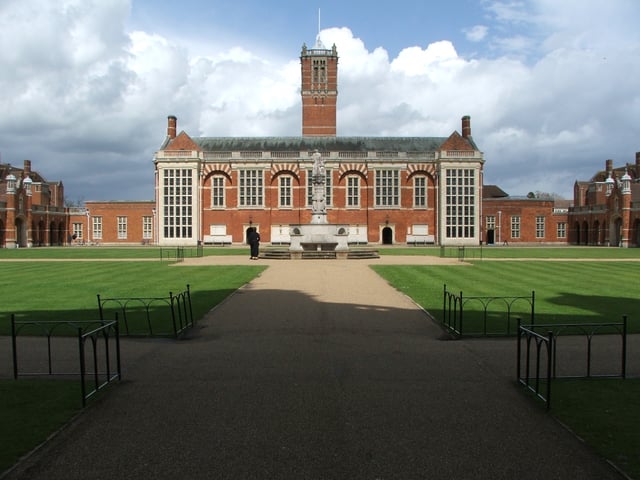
left=2, top=257, right=631, bottom=479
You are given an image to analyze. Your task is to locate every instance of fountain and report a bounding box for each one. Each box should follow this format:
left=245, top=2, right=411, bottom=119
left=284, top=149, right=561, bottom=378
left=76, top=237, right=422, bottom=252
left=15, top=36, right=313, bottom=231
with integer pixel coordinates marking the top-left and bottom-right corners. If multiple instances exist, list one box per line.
left=289, top=150, right=350, bottom=259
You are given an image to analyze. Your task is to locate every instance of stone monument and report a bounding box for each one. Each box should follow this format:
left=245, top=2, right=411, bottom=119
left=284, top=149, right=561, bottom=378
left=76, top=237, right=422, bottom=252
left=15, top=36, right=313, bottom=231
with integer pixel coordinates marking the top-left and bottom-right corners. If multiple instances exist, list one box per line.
left=289, top=150, right=350, bottom=258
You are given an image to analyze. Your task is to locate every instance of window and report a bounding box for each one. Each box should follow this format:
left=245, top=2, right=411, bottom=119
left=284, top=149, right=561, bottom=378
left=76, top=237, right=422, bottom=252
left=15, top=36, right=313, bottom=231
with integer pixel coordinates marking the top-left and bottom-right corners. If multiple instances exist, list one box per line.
left=557, top=222, right=567, bottom=239
left=279, top=176, right=292, bottom=207
left=163, top=169, right=193, bottom=239
left=347, top=176, right=360, bottom=207
left=536, top=216, right=545, bottom=239
left=413, top=176, right=427, bottom=208
left=307, top=170, right=332, bottom=206
left=142, top=216, right=153, bottom=239
left=375, top=170, right=400, bottom=207
left=445, top=169, right=475, bottom=238
left=117, top=216, right=127, bottom=240
left=211, top=176, right=225, bottom=208
left=92, top=216, right=103, bottom=240
left=486, top=216, right=495, bottom=231
left=511, top=216, right=521, bottom=239
left=312, top=59, right=327, bottom=84
left=239, top=170, right=263, bottom=207
left=72, top=223, right=83, bottom=240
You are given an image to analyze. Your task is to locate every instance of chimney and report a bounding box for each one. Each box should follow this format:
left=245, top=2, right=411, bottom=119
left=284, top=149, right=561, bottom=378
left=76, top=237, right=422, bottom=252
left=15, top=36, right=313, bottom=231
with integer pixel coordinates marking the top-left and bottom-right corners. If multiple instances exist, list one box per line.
left=23, top=160, right=31, bottom=175
left=636, top=152, right=640, bottom=168
left=167, top=115, right=177, bottom=139
left=461, top=115, right=471, bottom=138
left=606, top=159, right=613, bottom=175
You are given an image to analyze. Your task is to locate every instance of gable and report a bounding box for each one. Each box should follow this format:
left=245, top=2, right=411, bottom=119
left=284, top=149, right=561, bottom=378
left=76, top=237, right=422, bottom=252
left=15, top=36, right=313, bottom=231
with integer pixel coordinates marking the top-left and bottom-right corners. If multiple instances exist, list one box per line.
left=438, top=131, right=475, bottom=151
left=164, top=131, right=201, bottom=152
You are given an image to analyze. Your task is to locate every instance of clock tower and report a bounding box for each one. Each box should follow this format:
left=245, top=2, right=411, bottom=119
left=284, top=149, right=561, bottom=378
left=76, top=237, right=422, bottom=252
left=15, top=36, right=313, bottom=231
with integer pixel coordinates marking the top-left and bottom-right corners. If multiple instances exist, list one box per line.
left=300, top=37, right=338, bottom=137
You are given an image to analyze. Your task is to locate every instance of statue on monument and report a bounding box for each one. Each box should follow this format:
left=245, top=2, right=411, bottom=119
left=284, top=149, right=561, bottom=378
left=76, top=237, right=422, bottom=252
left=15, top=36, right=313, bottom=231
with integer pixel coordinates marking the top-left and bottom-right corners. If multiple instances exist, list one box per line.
left=311, top=149, right=327, bottom=223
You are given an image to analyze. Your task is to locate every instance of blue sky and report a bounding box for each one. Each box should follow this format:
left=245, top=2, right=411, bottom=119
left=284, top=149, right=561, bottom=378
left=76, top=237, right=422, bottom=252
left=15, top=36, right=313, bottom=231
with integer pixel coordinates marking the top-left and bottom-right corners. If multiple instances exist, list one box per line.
left=129, top=0, right=490, bottom=61
left=1, top=0, right=639, bottom=202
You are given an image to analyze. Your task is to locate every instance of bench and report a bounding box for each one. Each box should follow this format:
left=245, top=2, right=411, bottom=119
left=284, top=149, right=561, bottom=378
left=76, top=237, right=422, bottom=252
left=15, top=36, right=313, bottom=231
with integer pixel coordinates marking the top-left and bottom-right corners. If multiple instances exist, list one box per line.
left=203, top=235, right=232, bottom=245
left=406, top=234, right=435, bottom=245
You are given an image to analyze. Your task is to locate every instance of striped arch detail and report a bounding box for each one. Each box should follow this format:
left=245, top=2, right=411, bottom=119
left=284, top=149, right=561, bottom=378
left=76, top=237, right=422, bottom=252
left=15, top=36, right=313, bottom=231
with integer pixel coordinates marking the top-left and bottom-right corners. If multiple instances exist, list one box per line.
left=338, top=163, right=368, bottom=178
left=271, top=163, right=300, bottom=178
left=202, top=163, right=232, bottom=177
left=407, top=163, right=436, bottom=177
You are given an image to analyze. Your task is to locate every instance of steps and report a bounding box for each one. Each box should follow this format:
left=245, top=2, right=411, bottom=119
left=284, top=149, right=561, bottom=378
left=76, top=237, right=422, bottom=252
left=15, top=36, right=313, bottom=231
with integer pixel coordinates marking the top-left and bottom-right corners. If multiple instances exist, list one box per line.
left=260, top=247, right=380, bottom=260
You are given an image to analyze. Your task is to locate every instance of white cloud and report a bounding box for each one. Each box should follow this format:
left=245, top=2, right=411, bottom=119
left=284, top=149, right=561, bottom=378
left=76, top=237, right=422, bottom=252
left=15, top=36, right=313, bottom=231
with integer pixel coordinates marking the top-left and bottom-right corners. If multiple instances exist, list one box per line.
left=464, top=25, right=489, bottom=42
left=1, top=0, right=639, bottom=201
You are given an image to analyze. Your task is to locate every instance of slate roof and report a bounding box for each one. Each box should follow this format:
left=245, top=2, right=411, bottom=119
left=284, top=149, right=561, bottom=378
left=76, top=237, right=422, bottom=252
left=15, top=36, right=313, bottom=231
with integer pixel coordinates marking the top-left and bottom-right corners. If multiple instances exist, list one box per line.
left=190, top=136, right=450, bottom=152
left=482, top=185, right=509, bottom=198
left=0, top=163, right=47, bottom=183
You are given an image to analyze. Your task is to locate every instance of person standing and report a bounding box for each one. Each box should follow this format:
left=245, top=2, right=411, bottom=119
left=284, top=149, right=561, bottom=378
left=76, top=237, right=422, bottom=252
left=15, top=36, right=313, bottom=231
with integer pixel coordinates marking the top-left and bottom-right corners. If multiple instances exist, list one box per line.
left=248, top=227, right=260, bottom=259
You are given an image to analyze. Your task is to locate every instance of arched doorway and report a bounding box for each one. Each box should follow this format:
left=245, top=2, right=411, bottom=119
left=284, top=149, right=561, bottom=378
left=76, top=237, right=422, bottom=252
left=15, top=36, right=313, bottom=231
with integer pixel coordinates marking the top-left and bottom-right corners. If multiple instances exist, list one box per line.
left=382, top=226, right=393, bottom=245
left=0, top=219, right=4, bottom=247
left=581, top=221, right=589, bottom=245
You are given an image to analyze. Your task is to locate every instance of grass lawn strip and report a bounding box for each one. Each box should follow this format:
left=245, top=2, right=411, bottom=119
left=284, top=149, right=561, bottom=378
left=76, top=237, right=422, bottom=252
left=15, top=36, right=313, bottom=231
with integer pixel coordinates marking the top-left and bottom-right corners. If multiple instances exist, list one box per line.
left=551, top=378, right=640, bottom=479
left=0, top=379, right=82, bottom=474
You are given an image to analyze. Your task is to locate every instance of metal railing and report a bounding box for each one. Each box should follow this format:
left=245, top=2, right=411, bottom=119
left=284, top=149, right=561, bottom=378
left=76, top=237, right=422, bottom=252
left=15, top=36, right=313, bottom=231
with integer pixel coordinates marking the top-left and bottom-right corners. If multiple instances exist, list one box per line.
left=160, top=246, right=185, bottom=262
left=97, top=285, right=194, bottom=338
left=517, top=316, right=628, bottom=410
left=517, top=325, right=553, bottom=409
left=11, top=315, right=121, bottom=407
left=440, top=245, right=484, bottom=261
left=159, top=245, right=204, bottom=262
left=442, top=284, right=535, bottom=336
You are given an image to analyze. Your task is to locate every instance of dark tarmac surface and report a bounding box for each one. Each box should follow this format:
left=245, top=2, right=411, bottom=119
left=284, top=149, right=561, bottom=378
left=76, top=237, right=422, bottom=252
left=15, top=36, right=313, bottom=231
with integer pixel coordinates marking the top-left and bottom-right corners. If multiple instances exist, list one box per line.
left=2, top=256, right=635, bottom=479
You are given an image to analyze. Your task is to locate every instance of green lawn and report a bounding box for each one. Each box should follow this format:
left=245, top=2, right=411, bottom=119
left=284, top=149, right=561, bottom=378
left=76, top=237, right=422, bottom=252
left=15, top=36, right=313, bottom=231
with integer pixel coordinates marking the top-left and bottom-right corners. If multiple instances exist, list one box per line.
left=1, top=248, right=639, bottom=477
left=0, top=261, right=265, bottom=335
left=0, top=259, right=264, bottom=474
left=371, top=261, right=640, bottom=334
left=0, top=246, right=248, bottom=259
left=0, top=379, right=82, bottom=473
left=381, top=245, right=640, bottom=259
left=551, top=378, right=640, bottom=479
left=373, top=257, right=639, bottom=478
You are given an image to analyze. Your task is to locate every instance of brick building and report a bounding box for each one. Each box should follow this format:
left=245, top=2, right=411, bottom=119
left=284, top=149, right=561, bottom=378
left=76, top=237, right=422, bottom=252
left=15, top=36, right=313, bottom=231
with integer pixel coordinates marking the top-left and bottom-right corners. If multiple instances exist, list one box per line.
left=12, top=34, right=640, bottom=249
left=68, top=201, right=155, bottom=245
left=569, top=154, right=640, bottom=247
left=153, top=38, right=484, bottom=247
left=0, top=160, right=66, bottom=247
left=482, top=185, right=570, bottom=245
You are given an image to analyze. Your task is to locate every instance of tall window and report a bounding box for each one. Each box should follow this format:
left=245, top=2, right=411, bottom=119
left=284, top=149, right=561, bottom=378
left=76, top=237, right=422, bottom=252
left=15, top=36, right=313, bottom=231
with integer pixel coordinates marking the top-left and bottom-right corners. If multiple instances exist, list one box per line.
left=557, top=222, right=567, bottom=239
left=163, top=169, right=193, bottom=239
left=279, top=175, right=292, bottom=207
left=375, top=170, right=400, bottom=207
left=72, top=223, right=83, bottom=240
left=239, top=170, right=263, bottom=207
left=486, top=216, right=496, bottom=231
left=211, top=176, right=225, bottom=208
left=511, top=216, right=521, bottom=239
left=536, top=216, right=545, bottom=238
left=307, top=170, right=332, bottom=206
left=142, top=216, right=153, bottom=240
left=117, top=216, right=127, bottom=240
left=414, top=176, right=426, bottom=208
left=92, top=217, right=103, bottom=240
left=445, top=169, right=475, bottom=238
left=347, top=176, right=360, bottom=207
